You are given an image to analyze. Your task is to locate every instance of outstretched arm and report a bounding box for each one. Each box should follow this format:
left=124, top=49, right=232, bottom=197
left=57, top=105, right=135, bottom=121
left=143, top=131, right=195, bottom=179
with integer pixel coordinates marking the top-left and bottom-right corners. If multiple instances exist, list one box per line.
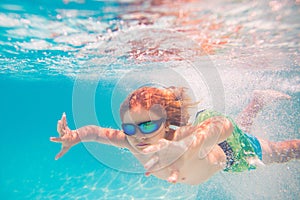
left=143, top=116, right=233, bottom=161
left=50, top=113, right=129, bottom=160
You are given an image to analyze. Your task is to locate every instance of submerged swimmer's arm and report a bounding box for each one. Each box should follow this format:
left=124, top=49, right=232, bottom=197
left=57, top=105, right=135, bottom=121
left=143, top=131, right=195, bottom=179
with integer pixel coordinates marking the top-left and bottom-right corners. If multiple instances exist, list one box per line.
left=50, top=113, right=129, bottom=160
left=190, top=116, right=233, bottom=158
left=143, top=116, right=233, bottom=180
left=143, top=116, right=233, bottom=155
left=75, top=125, right=127, bottom=147
left=174, top=116, right=233, bottom=147
left=143, top=116, right=233, bottom=172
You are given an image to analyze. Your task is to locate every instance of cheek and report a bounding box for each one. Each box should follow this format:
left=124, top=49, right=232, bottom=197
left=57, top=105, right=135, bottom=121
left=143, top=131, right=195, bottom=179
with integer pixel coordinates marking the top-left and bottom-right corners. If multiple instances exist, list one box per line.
left=126, top=136, right=135, bottom=144
left=149, top=130, right=165, bottom=143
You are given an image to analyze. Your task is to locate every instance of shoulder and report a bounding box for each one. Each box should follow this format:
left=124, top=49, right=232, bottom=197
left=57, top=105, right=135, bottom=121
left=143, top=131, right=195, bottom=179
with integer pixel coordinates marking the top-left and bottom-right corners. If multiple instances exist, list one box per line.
left=172, top=125, right=198, bottom=141
left=193, top=110, right=224, bottom=125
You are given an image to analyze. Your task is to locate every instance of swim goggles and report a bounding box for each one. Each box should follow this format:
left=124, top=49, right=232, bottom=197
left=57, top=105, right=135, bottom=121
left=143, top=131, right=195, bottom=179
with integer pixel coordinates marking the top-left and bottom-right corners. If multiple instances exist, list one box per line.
left=121, top=118, right=165, bottom=136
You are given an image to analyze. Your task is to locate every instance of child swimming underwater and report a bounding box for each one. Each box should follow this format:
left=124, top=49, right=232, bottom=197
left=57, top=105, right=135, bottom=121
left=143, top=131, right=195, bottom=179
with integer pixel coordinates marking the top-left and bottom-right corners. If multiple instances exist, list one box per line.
left=50, top=87, right=300, bottom=185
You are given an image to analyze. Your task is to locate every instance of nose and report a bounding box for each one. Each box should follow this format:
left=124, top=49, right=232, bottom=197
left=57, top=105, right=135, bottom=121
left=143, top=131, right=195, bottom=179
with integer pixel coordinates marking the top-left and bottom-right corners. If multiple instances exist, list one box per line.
left=134, top=131, right=146, bottom=141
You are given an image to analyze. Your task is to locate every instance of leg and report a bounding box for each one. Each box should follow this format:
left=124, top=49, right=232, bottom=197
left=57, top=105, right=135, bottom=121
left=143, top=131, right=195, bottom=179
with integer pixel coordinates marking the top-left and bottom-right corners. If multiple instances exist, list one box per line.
left=236, top=90, right=291, bottom=132
left=259, top=138, right=300, bottom=164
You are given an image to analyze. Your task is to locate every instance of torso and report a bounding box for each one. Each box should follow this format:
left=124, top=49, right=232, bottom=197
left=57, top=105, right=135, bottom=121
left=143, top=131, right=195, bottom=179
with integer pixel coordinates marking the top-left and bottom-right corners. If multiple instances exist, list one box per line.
left=151, top=145, right=226, bottom=185
left=127, top=136, right=226, bottom=185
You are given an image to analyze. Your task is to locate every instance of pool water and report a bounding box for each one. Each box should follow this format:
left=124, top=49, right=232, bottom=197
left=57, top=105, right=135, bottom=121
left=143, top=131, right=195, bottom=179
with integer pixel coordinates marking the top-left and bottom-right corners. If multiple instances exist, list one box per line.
left=0, top=0, right=299, bottom=199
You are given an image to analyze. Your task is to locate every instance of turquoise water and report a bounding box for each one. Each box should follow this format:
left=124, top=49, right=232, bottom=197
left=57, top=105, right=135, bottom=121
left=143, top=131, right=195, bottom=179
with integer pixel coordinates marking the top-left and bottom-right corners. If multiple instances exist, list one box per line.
left=1, top=0, right=300, bottom=199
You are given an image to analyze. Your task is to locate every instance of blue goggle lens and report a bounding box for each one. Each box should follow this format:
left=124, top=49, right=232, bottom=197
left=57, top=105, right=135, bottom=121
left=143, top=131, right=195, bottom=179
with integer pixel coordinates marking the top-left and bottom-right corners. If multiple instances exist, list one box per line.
left=122, top=124, right=136, bottom=135
left=122, top=119, right=164, bottom=136
left=139, top=121, right=159, bottom=134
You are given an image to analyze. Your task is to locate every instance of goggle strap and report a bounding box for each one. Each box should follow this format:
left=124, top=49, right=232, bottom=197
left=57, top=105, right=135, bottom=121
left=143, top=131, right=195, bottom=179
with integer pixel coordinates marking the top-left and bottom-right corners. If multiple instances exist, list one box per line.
left=169, top=125, right=179, bottom=130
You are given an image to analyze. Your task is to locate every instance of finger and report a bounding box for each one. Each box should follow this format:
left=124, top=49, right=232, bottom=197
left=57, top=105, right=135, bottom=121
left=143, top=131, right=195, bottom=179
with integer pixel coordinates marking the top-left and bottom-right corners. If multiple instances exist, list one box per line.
left=57, top=120, right=63, bottom=135
left=61, top=113, right=71, bottom=133
left=143, top=145, right=159, bottom=154
left=145, top=171, right=151, bottom=177
left=175, top=135, right=196, bottom=150
left=57, top=113, right=67, bottom=136
left=61, top=112, right=66, bottom=121
left=143, top=139, right=169, bottom=153
left=144, top=155, right=159, bottom=171
left=61, top=112, right=67, bottom=128
left=158, top=138, right=170, bottom=146
left=167, top=170, right=179, bottom=184
left=65, top=124, right=71, bottom=133
left=50, top=137, right=62, bottom=143
left=55, top=146, right=70, bottom=160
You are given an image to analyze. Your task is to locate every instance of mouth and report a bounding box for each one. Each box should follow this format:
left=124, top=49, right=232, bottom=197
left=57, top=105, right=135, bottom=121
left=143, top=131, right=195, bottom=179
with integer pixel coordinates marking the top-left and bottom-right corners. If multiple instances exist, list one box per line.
left=136, top=143, right=150, bottom=147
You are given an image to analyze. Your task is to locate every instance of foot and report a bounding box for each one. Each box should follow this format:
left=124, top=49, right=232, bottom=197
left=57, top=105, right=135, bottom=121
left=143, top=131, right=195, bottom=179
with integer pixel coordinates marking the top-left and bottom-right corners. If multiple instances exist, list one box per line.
left=252, top=90, right=291, bottom=107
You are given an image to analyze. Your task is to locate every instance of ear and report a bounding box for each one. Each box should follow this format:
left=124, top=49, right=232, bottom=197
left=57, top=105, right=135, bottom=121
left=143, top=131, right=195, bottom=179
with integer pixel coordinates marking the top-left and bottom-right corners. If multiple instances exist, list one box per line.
left=165, top=121, right=170, bottom=131
left=165, top=128, right=175, bottom=140
left=165, top=125, right=169, bottom=131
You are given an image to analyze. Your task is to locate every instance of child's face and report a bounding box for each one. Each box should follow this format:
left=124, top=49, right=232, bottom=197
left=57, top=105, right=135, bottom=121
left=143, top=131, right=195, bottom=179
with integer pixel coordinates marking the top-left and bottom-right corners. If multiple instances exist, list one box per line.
left=122, top=107, right=166, bottom=152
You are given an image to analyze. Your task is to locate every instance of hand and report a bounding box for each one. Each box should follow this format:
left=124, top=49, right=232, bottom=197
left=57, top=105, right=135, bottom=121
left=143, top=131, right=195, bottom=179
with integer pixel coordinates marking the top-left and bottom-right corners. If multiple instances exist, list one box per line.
left=50, top=113, right=79, bottom=160
left=143, top=135, right=196, bottom=183
left=143, top=136, right=196, bottom=169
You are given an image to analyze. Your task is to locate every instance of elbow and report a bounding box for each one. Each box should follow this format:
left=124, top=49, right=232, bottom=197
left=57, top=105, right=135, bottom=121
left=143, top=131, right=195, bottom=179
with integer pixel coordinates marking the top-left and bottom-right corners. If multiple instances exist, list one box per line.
left=224, top=119, right=233, bottom=138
